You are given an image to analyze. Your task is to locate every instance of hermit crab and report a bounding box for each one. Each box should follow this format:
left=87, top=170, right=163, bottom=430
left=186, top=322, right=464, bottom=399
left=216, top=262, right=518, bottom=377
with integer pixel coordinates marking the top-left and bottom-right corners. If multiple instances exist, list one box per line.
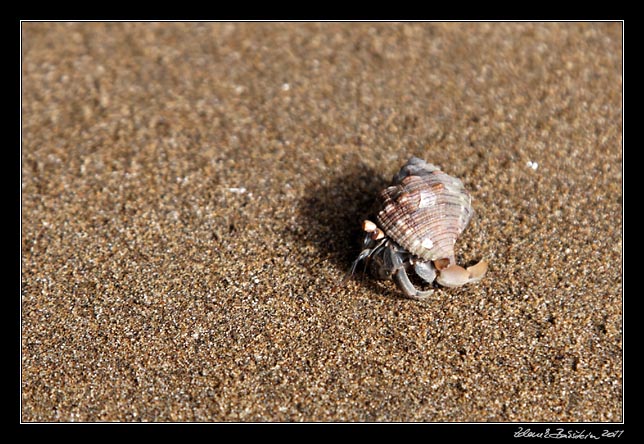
left=347, top=157, right=487, bottom=300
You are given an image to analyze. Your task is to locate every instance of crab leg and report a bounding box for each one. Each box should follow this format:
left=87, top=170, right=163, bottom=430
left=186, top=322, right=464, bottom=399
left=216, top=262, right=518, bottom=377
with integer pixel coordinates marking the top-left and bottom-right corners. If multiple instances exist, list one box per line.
left=394, top=268, right=435, bottom=301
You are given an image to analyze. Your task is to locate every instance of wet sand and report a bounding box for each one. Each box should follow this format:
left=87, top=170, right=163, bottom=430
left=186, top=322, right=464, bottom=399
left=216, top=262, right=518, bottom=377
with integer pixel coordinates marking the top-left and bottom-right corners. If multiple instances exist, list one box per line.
left=21, top=22, right=622, bottom=422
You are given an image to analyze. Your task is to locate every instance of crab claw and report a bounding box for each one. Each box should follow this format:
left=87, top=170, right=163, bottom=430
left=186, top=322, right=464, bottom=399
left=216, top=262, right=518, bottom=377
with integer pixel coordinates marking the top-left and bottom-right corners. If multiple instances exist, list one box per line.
left=435, top=260, right=488, bottom=288
left=466, top=260, right=488, bottom=282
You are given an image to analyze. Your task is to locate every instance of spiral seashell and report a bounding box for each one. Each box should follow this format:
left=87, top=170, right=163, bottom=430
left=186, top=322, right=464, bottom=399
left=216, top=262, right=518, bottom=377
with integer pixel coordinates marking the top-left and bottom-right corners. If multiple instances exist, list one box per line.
left=375, top=157, right=473, bottom=266
left=346, top=156, right=487, bottom=300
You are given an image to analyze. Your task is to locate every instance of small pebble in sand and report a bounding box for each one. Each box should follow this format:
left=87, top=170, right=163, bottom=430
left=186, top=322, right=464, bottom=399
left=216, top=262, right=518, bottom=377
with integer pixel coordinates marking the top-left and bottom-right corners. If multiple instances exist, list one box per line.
left=227, top=187, right=247, bottom=194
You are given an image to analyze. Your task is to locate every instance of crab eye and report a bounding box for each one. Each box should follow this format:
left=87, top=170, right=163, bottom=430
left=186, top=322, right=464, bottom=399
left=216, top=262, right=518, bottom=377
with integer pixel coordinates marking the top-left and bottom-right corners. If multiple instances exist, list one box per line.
left=362, top=220, right=378, bottom=233
left=362, top=220, right=385, bottom=240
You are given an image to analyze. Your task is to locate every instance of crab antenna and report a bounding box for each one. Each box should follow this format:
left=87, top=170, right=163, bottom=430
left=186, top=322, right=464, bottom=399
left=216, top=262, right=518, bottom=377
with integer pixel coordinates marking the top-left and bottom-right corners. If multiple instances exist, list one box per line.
left=338, top=248, right=372, bottom=286
left=337, top=236, right=388, bottom=287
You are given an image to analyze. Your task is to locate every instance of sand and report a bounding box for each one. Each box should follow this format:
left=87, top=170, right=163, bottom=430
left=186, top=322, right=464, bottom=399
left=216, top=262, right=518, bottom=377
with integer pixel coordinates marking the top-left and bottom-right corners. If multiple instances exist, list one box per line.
left=21, top=22, right=622, bottom=422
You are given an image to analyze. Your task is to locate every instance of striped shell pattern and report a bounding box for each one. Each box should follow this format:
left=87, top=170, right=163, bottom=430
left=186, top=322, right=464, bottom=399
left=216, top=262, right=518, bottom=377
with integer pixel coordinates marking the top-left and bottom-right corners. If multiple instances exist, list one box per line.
left=375, top=158, right=473, bottom=265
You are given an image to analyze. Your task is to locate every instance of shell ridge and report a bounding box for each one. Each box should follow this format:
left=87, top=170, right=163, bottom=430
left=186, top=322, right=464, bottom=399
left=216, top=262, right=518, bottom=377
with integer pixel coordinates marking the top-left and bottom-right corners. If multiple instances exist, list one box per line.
left=375, top=163, right=474, bottom=262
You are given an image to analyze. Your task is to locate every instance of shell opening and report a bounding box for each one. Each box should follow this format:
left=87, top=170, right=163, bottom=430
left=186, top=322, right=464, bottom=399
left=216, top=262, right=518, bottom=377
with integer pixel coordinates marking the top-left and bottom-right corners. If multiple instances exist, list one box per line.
left=433, top=258, right=451, bottom=271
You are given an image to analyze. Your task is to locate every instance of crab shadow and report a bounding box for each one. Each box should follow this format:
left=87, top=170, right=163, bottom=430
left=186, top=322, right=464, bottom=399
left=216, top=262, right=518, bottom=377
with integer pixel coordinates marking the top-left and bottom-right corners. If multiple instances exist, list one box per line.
left=295, top=162, right=395, bottom=294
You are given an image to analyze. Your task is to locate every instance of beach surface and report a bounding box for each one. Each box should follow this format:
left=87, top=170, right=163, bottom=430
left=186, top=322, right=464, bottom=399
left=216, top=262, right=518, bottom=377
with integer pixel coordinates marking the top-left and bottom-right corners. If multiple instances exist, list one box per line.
left=22, top=22, right=622, bottom=422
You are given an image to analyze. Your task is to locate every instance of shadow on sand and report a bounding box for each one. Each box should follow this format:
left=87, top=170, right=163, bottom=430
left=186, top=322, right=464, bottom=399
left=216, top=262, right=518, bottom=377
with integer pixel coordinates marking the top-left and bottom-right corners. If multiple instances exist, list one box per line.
left=294, top=162, right=401, bottom=297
